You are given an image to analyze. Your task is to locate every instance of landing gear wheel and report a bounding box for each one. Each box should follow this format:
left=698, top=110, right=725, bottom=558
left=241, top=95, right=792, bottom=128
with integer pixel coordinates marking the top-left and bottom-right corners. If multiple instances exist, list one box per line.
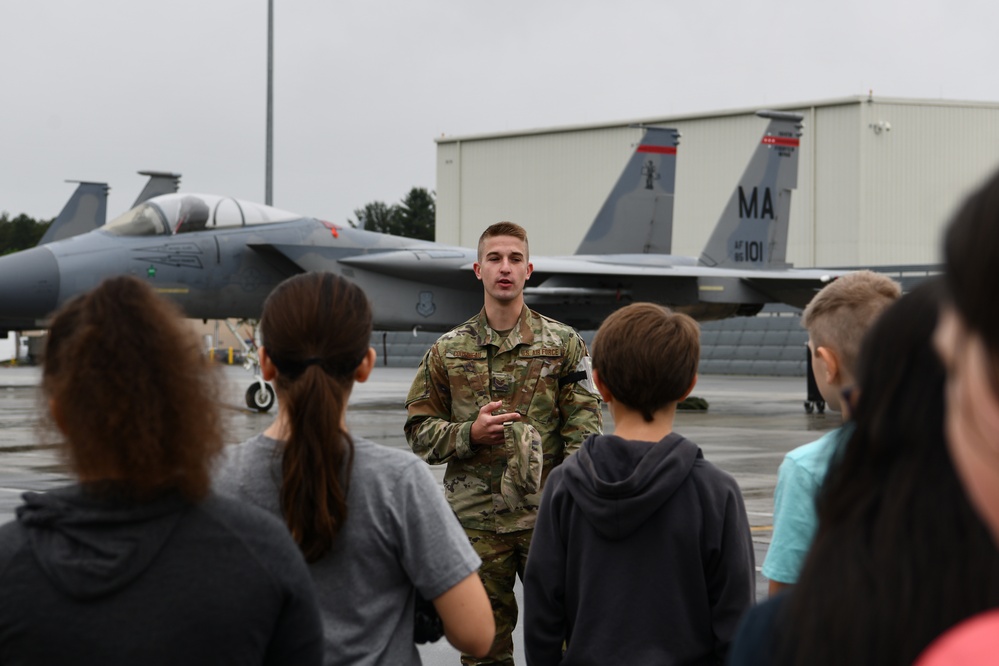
left=246, top=382, right=276, bottom=412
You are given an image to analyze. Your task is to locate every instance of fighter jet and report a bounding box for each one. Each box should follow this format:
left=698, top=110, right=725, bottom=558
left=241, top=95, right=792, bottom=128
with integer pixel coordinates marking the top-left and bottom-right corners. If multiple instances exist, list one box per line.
left=0, top=111, right=838, bottom=409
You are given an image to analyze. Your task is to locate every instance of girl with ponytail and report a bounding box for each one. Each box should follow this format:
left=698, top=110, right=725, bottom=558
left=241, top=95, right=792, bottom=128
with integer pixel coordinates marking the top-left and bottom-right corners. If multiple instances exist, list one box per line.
left=215, top=272, right=493, bottom=665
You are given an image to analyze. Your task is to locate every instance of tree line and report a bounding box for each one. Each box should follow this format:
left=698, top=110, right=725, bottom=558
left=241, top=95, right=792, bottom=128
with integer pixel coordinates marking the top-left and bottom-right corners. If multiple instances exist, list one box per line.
left=350, top=187, right=435, bottom=241
left=0, top=213, right=51, bottom=255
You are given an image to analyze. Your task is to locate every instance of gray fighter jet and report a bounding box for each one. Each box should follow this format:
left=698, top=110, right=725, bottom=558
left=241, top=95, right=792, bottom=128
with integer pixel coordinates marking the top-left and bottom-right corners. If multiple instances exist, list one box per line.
left=0, top=111, right=838, bottom=409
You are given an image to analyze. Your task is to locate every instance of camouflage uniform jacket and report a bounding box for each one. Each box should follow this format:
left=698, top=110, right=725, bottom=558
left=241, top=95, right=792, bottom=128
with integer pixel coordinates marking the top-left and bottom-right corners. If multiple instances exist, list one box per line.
left=405, top=306, right=603, bottom=533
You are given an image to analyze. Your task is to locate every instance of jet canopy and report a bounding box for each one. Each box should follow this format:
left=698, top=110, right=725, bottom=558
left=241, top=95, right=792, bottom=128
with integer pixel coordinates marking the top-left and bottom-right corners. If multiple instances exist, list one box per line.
left=104, top=193, right=302, bottom=237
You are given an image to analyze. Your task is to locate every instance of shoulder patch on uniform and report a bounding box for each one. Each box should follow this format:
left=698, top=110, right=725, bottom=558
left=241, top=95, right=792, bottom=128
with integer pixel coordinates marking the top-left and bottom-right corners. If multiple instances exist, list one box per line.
left=445, top=350, right=487, bottom=360
left=519, top=347, right=562, bottom=358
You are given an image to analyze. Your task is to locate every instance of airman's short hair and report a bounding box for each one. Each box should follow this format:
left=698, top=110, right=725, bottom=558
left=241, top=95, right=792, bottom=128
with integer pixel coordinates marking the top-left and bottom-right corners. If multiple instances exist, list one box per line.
left=802, top=270, right=901, bottom=377
left=592, top=303, right=700, bottom=422
left=478, top=221, right=529, bottom=262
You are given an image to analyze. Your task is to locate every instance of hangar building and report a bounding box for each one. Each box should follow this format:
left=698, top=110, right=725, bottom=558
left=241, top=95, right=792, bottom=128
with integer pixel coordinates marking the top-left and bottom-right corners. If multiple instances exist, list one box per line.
left=393, top=97, right=999, bottom=382
left=434, top=95, right=999, bottom=268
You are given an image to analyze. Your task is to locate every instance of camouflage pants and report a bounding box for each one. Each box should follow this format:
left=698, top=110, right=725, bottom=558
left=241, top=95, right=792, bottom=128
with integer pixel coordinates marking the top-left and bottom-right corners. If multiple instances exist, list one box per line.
left=461, top=528, right=534, bottom=666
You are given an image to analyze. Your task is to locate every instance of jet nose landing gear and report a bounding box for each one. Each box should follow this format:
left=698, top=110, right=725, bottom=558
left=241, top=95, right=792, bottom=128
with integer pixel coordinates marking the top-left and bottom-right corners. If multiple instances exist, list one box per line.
left=220, top=319, right=276, bottom=412
left=245, top=381, right=276, bottom=412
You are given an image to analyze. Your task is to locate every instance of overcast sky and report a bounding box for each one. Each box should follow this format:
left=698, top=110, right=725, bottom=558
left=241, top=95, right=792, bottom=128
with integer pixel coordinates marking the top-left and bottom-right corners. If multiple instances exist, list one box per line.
left=2, top=0, right=997, bottom=226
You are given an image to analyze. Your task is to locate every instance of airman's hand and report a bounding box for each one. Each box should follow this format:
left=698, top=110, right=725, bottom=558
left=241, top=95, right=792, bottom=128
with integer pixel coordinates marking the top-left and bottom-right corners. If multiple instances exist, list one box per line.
left=470, top=400, right=521, bottom=447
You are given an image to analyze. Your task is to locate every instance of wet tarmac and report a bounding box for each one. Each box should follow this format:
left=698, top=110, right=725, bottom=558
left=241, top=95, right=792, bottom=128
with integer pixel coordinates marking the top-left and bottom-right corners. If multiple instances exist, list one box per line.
left=0, top=364, right=841, bottom=664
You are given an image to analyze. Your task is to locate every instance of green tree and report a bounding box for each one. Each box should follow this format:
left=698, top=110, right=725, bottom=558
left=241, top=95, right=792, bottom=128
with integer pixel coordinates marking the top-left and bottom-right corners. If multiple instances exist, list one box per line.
left=349, top=188, right=435, bottom=240
left=0, top=213, right=51, bottom=255
left=395, top=187, right=435, bottom=241
left=351, top=201, right=400, bottom=235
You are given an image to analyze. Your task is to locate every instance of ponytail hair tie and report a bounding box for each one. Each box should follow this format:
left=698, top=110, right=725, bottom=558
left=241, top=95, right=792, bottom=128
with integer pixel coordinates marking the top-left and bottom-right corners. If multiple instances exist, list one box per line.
left=269, top=353, right=366, bottom=381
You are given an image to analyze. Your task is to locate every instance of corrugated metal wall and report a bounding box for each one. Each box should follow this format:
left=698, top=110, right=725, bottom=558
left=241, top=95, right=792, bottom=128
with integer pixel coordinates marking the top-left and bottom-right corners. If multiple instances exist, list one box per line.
left=434, top=141, right=462, bottom=246
left=811, top=103, right=862, bottom=266
left=854, top=100, right=999, bottom=266
left=435, top=126, right=642, bottom=251
left=436, top=97, right=999, bottom=268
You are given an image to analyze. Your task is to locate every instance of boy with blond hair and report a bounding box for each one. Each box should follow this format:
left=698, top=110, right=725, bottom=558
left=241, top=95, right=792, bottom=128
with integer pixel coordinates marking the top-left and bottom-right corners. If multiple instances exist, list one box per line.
left=523, top=303, right=755, bottom=665
left=763, top=270, right=901, bottom=595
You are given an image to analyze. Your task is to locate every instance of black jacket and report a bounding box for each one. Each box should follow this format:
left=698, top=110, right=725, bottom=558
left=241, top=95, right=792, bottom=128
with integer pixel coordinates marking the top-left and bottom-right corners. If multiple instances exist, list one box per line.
left=524, top=433, right=755, bottom=665
left=0, top=484, right=322, bottom=665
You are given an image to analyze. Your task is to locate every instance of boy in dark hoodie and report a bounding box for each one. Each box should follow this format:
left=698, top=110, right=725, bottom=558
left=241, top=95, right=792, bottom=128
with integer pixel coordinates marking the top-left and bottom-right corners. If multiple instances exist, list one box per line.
left=523, top=303, right=755, bottom=666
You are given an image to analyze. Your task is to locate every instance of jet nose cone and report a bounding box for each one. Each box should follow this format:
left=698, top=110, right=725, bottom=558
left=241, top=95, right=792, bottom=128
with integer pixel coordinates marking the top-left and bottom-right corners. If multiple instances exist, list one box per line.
left=0, top=246, right=60, bottom=319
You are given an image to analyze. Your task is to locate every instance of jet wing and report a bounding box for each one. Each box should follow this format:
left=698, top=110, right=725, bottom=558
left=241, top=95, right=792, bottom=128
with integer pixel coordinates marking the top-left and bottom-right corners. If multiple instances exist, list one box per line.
left=252, top=245, right=482, bottom=289
left=341, top=249, right=841, bottom=308
left=252, top=242, right=842, bottom=313
left=531, top=257, right=843, bottom=311
left=337, top=247, right=478, bottom=283
left=531, top=256, right=840, bottom=281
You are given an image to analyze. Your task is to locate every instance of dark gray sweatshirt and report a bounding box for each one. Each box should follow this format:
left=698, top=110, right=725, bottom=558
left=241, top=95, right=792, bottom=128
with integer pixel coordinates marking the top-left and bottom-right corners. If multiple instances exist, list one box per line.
left=524, top=433, right=756, bottom=666
left=0, top=484, right=323, bottom=665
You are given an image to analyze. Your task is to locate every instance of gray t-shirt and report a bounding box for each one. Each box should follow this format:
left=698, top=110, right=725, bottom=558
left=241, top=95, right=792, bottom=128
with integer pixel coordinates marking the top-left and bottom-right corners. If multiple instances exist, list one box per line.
left=214, top=434, right=481, bottom=666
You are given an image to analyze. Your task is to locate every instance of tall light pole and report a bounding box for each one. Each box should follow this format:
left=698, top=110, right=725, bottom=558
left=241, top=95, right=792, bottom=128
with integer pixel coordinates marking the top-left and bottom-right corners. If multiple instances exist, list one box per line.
left=265, top=0, right=274, bottom=205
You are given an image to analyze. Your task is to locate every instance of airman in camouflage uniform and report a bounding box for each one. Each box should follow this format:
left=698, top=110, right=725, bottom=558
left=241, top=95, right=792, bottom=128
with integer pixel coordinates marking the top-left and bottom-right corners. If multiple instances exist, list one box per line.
left=406, top=222, right=602, bottom=666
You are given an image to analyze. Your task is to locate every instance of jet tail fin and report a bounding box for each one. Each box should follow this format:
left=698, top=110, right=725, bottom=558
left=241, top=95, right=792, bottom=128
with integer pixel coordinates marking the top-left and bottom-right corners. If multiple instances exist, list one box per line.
left=698, top=110, right=803, bottom=269
left=37, top=180, right=109, bottom=246
left=132, top=170, right=182, bottom=207
left=575, top=126, right=680, bottom=255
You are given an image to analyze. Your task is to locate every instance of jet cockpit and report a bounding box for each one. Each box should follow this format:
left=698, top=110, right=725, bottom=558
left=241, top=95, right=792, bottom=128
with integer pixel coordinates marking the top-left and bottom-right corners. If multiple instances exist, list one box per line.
left=104, top=193, right=301, bottom=237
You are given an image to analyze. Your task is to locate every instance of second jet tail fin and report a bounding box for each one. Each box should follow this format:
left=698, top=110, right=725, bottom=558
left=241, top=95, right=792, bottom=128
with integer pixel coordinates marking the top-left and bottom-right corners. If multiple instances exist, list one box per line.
left=133, top=170, right=182, bottom=207
left=575, top=126, right=681, bottom=255
left=698, top=110, right=803, bottom=269
left=37, top=180, right=109, bottom=246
